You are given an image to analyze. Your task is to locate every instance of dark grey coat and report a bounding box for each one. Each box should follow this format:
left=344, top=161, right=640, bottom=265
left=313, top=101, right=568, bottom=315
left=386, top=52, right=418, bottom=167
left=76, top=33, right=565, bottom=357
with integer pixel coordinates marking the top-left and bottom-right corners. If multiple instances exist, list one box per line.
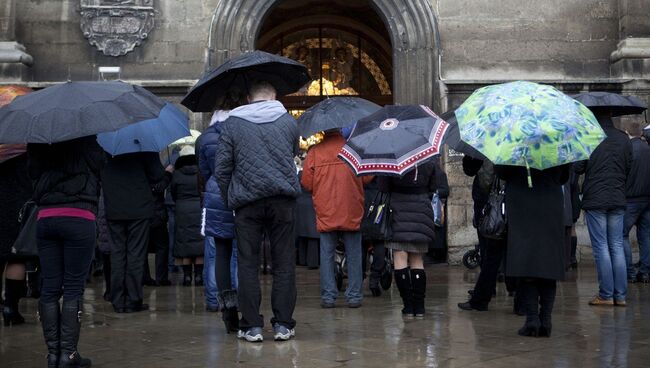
left=496, top=165, right=570, bottom=281
left=214, top=101, right=301, bottom=210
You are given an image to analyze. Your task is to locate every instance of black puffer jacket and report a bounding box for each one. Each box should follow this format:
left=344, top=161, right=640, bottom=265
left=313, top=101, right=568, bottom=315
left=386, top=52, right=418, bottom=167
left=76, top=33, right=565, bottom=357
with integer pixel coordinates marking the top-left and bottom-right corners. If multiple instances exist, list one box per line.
left=171, top=155, right=204, bottom=258
left=378, top=162, right=437, bottom=243
left=626, top=137, right=650, bottom=202
left=215, top=100, right=300, bottom=210
left=575, top=117, right=632, bottom=211
left=27, top=137, right=105, bottom=215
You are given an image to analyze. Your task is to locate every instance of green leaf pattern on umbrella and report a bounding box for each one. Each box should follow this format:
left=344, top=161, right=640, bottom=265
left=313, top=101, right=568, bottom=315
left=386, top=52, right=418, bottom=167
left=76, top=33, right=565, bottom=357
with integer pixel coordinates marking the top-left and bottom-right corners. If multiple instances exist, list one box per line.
left=456, top=81, right=606, bottom=170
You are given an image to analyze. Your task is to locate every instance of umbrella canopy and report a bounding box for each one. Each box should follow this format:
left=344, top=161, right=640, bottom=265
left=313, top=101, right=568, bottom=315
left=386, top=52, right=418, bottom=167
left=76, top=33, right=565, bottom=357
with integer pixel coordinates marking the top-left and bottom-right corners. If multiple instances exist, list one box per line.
left=297, top=97, right=381, bottom=138
left=439, top=110, right=487, bottom=160
left=181, top=50, right=311, bottom=112
left=456, top=81, right=606, bottom=179
left=96, top=103, right=190, bottom=156
left=572, top=92, right=647, bottom=117
left=0, top=81, right=167, bottom=144
left=169, top=129, right=202, bottom=147
left=339, top=105, right=449, bottom=177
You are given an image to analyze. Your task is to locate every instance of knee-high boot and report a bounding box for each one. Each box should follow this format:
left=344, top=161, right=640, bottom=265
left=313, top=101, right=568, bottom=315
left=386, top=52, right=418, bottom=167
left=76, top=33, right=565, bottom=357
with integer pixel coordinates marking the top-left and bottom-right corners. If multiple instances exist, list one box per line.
left=39, top=301, right=60, bottom=368
left=393, top=268, right=413, bottom=317
left=410, top=269, right=426, bottom=318
left=59, top=298, right=91, bottom=367
left=538, top=279, right=556, bottom=337
left=517, top=279, right=540, bottom=337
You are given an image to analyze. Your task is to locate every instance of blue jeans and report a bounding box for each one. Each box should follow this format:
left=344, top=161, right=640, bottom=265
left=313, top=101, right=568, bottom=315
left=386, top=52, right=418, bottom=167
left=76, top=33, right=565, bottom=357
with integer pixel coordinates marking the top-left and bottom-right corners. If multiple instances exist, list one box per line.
left=204, top=237, right=238, bottom=309
left=585, top=209, right=627, bottom=301
left=204, top=237, right=218, bottom=308
left=623, top=201, right=650, bottom=275
left=319, top=231, right=363, bottom=304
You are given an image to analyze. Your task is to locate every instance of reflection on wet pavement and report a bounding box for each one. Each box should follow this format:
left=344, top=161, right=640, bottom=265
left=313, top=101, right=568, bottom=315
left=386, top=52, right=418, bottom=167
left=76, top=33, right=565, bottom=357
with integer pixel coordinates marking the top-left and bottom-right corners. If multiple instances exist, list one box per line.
left=1, top=265, right=649, bottom=367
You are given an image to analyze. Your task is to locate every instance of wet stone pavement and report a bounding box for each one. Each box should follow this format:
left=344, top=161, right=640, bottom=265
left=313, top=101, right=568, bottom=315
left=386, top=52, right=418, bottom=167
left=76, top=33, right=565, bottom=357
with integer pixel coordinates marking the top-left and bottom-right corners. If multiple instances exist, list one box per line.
left=2, top=264, right=650, bottom=368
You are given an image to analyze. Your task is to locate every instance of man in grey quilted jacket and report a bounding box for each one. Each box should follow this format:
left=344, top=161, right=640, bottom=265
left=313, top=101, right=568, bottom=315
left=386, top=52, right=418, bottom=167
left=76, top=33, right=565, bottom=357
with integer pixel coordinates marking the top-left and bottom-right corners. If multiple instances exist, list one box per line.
left=214, top=80, right=300, bottom=342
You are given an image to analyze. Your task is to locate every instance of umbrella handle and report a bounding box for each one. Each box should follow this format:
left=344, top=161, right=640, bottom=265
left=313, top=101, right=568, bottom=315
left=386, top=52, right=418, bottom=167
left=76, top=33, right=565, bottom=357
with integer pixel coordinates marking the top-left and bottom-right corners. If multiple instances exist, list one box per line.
left=167, top=147, right=171, bottom=166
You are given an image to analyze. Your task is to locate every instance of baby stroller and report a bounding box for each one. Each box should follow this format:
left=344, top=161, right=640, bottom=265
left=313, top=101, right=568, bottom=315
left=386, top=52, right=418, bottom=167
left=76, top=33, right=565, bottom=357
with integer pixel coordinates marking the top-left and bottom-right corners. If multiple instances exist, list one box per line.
left=335, top=240, right=393, bottom=292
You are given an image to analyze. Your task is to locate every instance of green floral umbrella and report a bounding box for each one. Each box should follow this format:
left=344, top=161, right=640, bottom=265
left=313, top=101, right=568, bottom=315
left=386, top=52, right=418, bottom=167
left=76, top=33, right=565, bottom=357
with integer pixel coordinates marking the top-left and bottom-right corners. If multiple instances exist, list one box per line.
left=456, top=81, right=606, bottom=186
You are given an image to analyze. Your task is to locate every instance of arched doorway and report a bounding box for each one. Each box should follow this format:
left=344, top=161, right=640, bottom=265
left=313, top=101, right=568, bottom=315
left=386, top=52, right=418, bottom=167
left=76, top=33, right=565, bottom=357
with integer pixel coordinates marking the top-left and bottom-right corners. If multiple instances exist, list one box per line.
left=206, top=0, right=440, bottom=109
left=256, top=0, right=393, bottom=115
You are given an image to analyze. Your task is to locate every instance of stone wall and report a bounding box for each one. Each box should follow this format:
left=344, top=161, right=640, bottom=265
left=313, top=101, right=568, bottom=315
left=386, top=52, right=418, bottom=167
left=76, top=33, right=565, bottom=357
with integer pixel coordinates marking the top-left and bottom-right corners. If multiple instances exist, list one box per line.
left=436, top=0, right=620, bottom=80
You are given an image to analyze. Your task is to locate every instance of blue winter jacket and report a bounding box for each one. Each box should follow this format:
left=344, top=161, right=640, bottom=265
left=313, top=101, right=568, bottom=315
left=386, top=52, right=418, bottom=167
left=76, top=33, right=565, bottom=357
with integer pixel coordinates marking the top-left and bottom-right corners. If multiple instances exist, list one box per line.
left=197, top=112, right=235, bottom=239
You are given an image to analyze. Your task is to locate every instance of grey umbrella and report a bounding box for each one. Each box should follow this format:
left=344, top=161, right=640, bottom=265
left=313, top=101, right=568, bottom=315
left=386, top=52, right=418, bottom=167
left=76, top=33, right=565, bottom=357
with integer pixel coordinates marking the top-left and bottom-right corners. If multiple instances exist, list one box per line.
left=0, top=81, right=168, bottom=144
left=297, top=97, right=381, bottom=138
left=572, top=92, right=647, bottom=117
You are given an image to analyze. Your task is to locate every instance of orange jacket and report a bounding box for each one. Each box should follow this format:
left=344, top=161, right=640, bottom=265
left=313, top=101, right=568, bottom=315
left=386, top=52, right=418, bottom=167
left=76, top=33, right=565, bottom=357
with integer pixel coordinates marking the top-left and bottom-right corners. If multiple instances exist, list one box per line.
left=301, top=133, right=373, bottom=233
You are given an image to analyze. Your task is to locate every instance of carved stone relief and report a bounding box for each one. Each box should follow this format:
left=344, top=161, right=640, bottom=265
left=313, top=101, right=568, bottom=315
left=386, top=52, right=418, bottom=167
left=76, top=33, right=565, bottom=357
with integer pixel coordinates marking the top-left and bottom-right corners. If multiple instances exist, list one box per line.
left=80, top=0, right=155, bottom=57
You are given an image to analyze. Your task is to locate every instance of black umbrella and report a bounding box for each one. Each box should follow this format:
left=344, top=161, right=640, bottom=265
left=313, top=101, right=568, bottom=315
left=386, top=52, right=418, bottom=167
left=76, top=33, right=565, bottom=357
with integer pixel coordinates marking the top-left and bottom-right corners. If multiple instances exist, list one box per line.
left=0, top=81, right=167, bottom=144
left=338, top=105, right=450, bottom=177
left=572, top=92, right=647, bottom=117
left=297, top=97, right=381, bottom=138
left=439, top=110, right=487, bottom=160
left=181, top=50, right=311, bottom=112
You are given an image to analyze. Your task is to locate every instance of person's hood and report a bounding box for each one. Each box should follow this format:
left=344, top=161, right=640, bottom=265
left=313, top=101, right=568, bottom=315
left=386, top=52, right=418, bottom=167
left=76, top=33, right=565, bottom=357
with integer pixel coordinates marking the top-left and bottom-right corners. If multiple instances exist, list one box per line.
left=210, top=110, right=230, bottom=126
left=229, top=100, right=287, bottom=124
left=175, top=154, right=198, bottom=173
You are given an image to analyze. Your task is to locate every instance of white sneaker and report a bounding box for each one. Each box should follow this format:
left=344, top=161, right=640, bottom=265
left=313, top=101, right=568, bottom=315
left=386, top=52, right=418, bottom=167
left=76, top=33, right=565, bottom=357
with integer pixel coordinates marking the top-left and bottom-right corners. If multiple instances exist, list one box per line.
left=237, top=327, right=263, bottom=342
left=273, top=323, right=295, bottom=341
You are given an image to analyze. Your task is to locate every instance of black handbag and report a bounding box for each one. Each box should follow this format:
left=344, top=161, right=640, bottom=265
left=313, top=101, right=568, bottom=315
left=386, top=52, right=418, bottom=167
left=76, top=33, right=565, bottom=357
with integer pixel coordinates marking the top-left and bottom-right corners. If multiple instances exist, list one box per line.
left=11, top=201, right=39, bottom=257
left=478, top=178, right=507, bottom=240
left=361, top=191, right=393, bottom=240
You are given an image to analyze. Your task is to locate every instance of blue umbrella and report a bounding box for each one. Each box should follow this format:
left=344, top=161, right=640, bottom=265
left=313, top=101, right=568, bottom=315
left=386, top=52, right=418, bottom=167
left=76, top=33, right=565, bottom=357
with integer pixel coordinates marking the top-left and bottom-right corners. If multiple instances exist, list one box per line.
left=97, top=103, right=190, bottom=156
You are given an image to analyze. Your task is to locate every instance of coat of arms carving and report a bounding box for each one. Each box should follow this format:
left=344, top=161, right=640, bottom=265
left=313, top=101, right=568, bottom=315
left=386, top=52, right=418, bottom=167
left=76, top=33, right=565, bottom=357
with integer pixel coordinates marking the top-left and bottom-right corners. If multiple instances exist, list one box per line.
left=80, top=1, right=155, bottom=57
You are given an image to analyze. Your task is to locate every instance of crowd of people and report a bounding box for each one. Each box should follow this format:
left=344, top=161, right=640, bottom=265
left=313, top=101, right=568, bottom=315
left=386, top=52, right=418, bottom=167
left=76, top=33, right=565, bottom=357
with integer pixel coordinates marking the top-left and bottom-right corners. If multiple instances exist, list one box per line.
left=1, top=79, right=649, bottom=368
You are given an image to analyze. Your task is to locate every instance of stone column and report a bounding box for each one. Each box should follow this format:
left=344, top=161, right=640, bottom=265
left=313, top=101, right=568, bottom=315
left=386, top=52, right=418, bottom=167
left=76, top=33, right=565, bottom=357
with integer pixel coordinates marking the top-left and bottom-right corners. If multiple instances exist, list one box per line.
left=611, top=0, right=650, bottom=79
left=0, top=0, right=33, bottom=82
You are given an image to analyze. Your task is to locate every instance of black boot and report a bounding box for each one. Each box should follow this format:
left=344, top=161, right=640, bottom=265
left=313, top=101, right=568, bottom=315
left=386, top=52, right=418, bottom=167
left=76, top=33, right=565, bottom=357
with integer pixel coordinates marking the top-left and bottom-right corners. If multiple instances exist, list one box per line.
left=194, top=264, right=204, bottom=286
left=182, top=265, right=192, bottom=286
left=517, top=280, right=540, bottom=337
left=2, top=278, right=26, bottom=326
left=394, top=268, right=413, bottom=318
left=369, top=267, right=382, bottom=297
left=102, top=254, right=111, bottom=302
left=218, top=289, right=239, bottom=333
left=538, top=280, right=556, bottom=337
left=59, top=299, right=91, bottom=367
left=411, top=269, right=426, bottom=318
left=39, top=301, right=60, bottom=368
left=570, top=236, right=578, bottom=269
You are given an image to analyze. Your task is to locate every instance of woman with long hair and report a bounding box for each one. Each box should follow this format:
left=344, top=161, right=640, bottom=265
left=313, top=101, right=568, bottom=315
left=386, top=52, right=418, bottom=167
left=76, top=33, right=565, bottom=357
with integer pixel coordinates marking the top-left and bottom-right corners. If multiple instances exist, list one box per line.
left=28, top=136, right=105, bottom=367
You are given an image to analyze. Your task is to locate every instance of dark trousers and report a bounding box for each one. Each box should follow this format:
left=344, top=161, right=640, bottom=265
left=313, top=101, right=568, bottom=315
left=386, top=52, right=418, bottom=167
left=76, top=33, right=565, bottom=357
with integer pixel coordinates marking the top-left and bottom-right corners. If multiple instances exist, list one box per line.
left=145, top=224, right=170, bottom=283
left=215, top=237, right=234, bottom=291
left=297, top=238, right=319, bottom=268
left=108, top=219, right=150, bottom=308
left=470, top=237, right=506, bottom=308
left=36, top=217, right=96, bottom=303
left=235, top=196, right=297, bottom=329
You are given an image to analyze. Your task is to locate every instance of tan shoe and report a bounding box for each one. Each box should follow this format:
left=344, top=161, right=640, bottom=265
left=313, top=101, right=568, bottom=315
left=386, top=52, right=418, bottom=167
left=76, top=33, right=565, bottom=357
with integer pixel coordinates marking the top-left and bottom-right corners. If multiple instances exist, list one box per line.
left=614, top=300, right=627, bottom=307
left=589, top=296, right=614, bottom=306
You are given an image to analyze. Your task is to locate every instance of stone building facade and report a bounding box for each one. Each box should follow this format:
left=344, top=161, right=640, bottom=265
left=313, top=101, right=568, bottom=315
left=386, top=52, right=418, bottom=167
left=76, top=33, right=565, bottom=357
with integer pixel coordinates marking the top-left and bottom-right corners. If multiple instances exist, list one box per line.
left=2, top=0, right=649, bottom=262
